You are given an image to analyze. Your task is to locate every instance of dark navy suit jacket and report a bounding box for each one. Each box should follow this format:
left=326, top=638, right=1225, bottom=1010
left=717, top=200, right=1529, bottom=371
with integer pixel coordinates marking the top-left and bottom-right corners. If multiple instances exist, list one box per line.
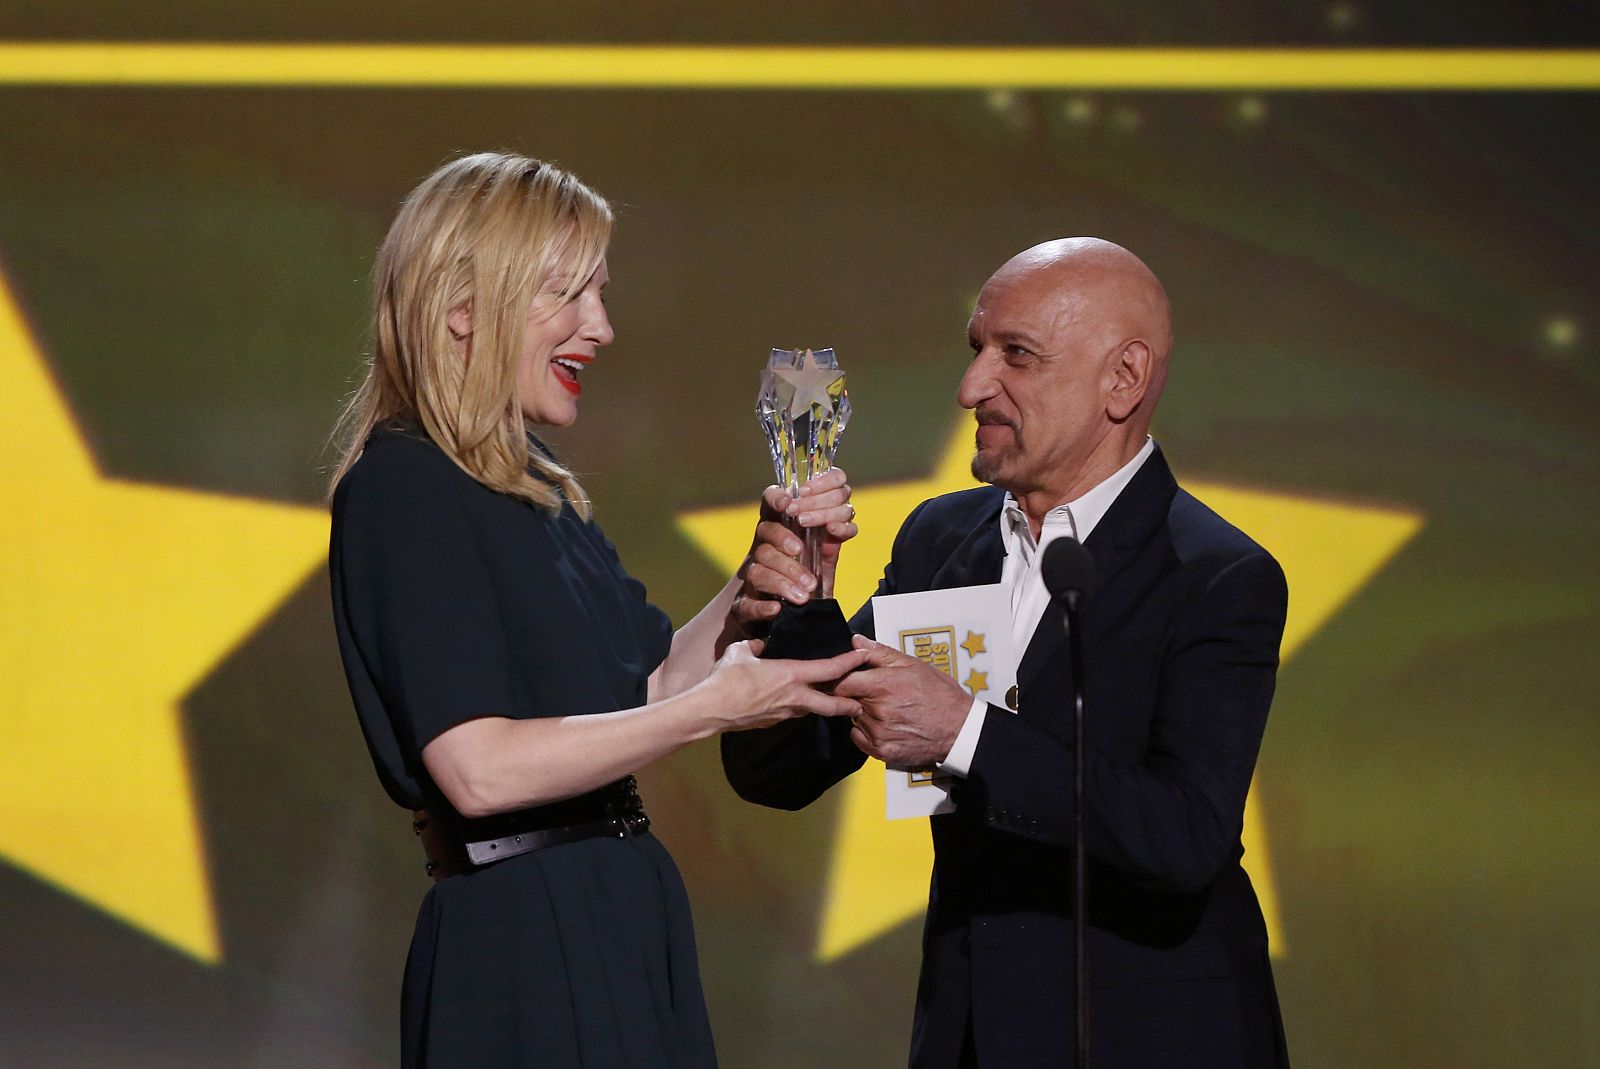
left=723, top=446, right=1292, bottom=1067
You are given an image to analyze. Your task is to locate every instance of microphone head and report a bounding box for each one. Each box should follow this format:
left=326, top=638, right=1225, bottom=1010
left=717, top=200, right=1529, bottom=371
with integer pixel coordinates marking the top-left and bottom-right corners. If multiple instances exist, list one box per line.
left=1041, top=536, right=1095, bottom=601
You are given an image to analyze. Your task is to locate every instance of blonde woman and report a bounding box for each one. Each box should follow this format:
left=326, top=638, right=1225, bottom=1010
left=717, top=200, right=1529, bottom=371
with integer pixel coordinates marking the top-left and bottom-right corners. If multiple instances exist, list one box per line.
left=327, top=152, right=863, bottom=1068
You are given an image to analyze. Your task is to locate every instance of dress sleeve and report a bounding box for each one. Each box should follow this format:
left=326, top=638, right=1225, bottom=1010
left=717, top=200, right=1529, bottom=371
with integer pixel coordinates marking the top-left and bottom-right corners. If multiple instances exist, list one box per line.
left=591, top=519, right=675, bottom=674
left=331, top=444, right=517, bottom=760
left=635, top=589, right=674, bottom=676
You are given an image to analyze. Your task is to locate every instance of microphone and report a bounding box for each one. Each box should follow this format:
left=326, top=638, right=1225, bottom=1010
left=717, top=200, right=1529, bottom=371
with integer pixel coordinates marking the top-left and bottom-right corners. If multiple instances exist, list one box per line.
left=1041, top=535, right=1095, bottom=608
left=1041, top=534, right=1095, bottom=1069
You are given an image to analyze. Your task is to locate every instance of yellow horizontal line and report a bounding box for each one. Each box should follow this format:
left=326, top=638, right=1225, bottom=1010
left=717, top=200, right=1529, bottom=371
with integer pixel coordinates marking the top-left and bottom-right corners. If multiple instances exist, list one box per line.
left=0, top=43, right=1598, bottom=90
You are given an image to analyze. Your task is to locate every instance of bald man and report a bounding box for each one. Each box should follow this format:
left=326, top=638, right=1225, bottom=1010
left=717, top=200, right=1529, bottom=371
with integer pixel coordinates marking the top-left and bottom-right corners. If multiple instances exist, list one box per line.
left=725, top=239, right=1291, bottom=1067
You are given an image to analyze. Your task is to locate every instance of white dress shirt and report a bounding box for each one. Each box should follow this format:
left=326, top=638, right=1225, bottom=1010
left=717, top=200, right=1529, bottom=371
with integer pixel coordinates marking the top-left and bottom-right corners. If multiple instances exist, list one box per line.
left=938, top=438, right=1155, bottom=777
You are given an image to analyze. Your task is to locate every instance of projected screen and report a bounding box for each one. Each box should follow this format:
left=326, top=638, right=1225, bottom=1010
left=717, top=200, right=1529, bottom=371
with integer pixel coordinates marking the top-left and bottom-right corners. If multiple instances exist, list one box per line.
left=2, top=8, right=1596, bottom=1068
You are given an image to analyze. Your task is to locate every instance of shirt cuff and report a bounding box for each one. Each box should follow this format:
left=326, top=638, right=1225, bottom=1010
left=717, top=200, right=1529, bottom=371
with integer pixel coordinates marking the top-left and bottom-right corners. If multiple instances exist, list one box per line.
left=936, top=697, right=989, bottom=778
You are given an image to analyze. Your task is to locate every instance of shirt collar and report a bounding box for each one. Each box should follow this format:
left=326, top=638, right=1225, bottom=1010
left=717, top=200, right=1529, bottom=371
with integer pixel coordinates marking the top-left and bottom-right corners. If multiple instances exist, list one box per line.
left=1000, top=437, right=1156, bottom=554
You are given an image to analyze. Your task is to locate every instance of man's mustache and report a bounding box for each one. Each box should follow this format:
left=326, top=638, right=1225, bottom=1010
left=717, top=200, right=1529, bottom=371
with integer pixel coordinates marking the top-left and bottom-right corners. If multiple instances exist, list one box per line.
left=974, top=408, right=1018, bottom=432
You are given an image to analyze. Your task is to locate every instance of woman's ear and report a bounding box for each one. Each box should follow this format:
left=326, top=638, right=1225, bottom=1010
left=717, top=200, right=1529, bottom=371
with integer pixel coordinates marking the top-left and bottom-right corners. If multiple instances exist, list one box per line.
left=447, top=301, right=473, bottom=340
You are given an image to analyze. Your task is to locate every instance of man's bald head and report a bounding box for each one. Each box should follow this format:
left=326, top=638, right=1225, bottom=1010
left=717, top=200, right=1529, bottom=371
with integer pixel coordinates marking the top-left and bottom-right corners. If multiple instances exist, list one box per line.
left=958, top=237, right=1175, bottom=517
left=990, top=237, right=1173, bottom=415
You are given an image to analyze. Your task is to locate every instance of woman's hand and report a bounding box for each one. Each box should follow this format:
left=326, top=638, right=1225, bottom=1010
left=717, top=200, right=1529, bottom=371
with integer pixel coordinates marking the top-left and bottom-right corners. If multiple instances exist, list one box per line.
left=702, top=640, right=866, bottom=732
left=732, top=468, right=858, bottom=636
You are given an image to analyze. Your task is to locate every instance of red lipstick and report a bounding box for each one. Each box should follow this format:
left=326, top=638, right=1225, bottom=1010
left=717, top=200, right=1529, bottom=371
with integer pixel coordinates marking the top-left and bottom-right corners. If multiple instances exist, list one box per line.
left=551, top=353, right=592, bottom=397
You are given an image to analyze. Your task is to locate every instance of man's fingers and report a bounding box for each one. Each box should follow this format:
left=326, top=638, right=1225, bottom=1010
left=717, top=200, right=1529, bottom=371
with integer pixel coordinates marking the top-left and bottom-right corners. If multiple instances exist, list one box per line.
left=796, top=468, right=848, bottom=496
left=789, top=479, right=852, bottom=518
left=790, top=486, right=849, bottom=512
left=850, top=634, right=909, bottom=666
left=746, top=550, right=815, bottom=603
left=732, top=594, right=783, bottom=624
left=751, top=538, right=809, bottom=578
left=789, top=469, right=852, bottom=520
left=760, top=484, right=795, bottom=519
left=793, top=503, right=856, bottom=529
left=801, top=692, right=862, bottom=718
left=832, top=673, right=876, bottom=700
left=753, top=520, right=804, bottom=559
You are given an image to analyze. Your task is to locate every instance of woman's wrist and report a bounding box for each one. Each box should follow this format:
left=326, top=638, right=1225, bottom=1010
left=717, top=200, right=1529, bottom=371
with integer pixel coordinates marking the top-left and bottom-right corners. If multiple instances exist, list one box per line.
left=665, top=677, right=734, bottom=743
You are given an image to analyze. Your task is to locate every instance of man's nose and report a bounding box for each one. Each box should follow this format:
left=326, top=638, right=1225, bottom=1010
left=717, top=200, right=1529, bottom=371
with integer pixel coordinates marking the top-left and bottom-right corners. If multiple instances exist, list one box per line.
left=956, top=350, right=999, bottom=410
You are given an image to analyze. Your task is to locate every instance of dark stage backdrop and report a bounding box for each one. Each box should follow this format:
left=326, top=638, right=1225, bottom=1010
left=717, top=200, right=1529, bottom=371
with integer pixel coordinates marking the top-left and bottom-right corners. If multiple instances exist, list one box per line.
left=1, top=6, right=1597, bottom=1067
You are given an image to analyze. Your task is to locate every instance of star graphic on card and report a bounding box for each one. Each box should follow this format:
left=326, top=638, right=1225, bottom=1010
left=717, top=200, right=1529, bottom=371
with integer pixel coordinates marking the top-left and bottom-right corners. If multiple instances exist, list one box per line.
left=962, top=669, right=989, bottom=697
left=960, top=631, right=987, bottom=658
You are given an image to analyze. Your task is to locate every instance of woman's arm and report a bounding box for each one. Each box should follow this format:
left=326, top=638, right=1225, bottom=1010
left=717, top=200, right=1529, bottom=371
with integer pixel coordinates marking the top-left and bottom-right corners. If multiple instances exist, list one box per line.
left=424, top=642, right=866, bottom=817
left=648, top=469, right=858, bottom=702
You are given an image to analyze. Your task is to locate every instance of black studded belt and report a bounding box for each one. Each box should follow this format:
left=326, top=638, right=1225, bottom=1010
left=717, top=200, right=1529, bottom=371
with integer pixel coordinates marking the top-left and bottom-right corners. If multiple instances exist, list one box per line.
left=463, top=811, right=651, bottom=865
left=411, top=778, right=649, bottom=880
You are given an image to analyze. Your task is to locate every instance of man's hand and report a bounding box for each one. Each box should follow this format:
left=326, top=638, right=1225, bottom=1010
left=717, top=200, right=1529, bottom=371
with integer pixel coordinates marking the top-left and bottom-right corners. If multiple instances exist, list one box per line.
left=730, top=469, right=857, bottom=636
left=834, top=634, right=973, bottom=769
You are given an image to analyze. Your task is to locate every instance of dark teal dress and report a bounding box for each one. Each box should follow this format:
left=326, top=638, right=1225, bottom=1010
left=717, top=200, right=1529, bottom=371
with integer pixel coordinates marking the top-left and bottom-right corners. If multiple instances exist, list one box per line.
left=329, top=427, right=716, bottom=1068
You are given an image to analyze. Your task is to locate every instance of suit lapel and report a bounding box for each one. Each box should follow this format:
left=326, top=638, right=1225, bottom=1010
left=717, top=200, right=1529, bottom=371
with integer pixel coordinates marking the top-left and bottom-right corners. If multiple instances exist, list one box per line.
left=1081, top=443, right=1178, bottom=605
left=1015, top=604, right=1064, bottom=695
left=927, top=499, right=1005, bottom=590
left=1014, top=445, right=1179, bottom=693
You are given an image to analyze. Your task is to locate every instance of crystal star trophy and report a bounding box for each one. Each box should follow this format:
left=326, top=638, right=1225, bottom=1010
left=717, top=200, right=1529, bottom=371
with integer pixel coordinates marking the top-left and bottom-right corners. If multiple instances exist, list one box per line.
left=756, top=347, right=856, bottom=659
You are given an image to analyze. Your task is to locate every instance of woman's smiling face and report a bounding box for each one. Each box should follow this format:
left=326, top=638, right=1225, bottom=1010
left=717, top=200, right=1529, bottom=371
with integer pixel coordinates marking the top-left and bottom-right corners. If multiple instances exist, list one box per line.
left=515, top=258, right=613, bottom=427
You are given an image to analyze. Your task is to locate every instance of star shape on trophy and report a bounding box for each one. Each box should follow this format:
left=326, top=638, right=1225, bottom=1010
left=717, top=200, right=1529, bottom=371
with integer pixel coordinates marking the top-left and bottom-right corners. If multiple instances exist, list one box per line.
left=962, top=669, right=989, bottom=697
left=774, top=347, right=844, bottom=414
left=960, top=631, right=987, bottom=658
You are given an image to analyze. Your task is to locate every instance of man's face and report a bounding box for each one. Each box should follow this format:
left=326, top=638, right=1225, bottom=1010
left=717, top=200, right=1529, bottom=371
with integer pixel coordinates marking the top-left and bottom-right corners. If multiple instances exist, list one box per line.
left=956, top=265, right=1119, bottom=499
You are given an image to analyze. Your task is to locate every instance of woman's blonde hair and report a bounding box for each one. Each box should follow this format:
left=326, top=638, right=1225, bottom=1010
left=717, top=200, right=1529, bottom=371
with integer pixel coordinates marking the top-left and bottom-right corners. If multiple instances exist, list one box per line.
left=327, top=151, right=612, bottom=518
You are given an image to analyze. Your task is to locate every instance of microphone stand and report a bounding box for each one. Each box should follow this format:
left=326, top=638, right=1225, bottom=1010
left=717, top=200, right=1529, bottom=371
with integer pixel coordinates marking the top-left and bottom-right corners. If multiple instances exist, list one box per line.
left=1061, top=589, right=1089, bottom=1069
left=1040, top=534, right=1096, bottom=1065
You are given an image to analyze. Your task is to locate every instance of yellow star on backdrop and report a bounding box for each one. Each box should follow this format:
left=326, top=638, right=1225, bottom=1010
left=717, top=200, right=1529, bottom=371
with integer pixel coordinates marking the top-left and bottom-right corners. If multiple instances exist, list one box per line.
left=0, top=268, right=329, bottom=963
left=677, top=418, right=1424, bottom=963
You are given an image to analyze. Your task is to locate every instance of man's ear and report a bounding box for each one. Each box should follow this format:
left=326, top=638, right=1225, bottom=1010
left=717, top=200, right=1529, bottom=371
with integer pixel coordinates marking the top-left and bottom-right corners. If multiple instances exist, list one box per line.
left=447, top=301, right=473, bottom=340
left=1106, top=340, right=1153, bottom=422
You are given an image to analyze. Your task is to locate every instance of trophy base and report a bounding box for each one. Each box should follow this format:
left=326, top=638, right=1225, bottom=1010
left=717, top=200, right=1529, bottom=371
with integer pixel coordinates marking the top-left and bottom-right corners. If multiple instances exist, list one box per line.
left=760, top=598, right=855, bottom=660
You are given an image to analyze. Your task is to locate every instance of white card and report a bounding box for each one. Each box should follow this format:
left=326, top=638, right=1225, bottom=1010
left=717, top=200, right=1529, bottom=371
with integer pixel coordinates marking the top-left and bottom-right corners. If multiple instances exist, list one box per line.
left=870, top=583, right=1017, bottom=819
